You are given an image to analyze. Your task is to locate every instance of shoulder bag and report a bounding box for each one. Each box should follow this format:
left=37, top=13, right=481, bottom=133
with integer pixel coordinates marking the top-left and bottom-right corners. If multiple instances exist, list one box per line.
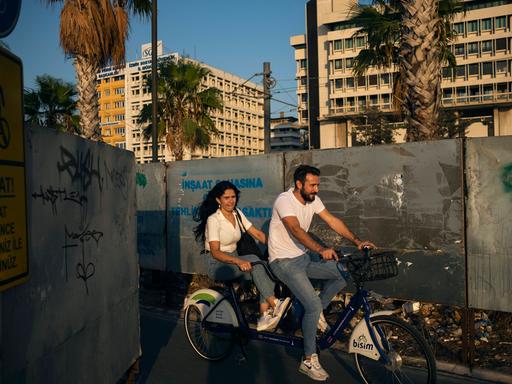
left=234, top=209, right=264, bottom=259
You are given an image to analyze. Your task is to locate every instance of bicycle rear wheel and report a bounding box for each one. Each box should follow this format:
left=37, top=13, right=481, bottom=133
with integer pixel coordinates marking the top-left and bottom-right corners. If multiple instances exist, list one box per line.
left=184, top=304, right=234, bottom=361
left=354, top=315, right=436, bottom=384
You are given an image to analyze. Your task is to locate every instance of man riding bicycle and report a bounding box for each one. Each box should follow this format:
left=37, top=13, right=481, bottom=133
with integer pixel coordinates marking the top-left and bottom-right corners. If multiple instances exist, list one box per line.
left=268, top=164, right=375, bottom=381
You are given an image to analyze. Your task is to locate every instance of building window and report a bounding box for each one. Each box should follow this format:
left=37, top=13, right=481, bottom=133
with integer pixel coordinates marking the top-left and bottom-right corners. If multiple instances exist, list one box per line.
left=300, top=59, right=307, bottom=69
left=442, top=67, right=452, bottom=78
left=104, top=89, right=110, bottom=96
left=369, top=74, right=378, bottom=86
left=496, top=38, right=507, bottom=51
left=357, top=76, right=366, bottom=87
left=456, top=87, right=467, bottom=101
left=381, top=73, right=390, bottom=84
left=345, top=38, right=353, bottom=49
left=116, top=142, right=126, bottom=149
left=496, top=60, right=508, bottom=73
left=455, top=65, right=465, bottom=77
left=496, top=16, right=507, bottom=29
left=114, top=101, right=125, bottom=108
left=467, top=20, right=478, bottom=33
left=115, top=87, right=124, bottom=95
left=482, top=61, right=493, bottom=75
left=333, top=39, right=342, bottom=51
left=482, top=40, right=493, bottom=53
left=335, top=79, right=343, bottom=89
left=468, top=63, right=479, bottom=76
left=356, top=36, right=365, bottom=48
left=454, top=44, right=464, bottom=56
left=300, top=77, right=307, bottom=86
left=454, top=22, right=464, bottom=35
left=346, top=57, right=354, bottom=69
left=334, top=59, right=342, bottom=70
left=301, top=110, right=308, bottom=119
left=369, top=95, right=378, bottom=105
left=443, top=88, right=453, bottom=100
left=115, top=114, right=124, bottom=121
left=382, top=94, right=390, bottom=105
left=468, top=42, right=478, bottom=54
left=301, top=93, right=308, bottom=102
left=335, top=98, right=343, bottom=108
left=346, top=77, right=354, bottom=88
left=481, top=18, right=492, bottom=31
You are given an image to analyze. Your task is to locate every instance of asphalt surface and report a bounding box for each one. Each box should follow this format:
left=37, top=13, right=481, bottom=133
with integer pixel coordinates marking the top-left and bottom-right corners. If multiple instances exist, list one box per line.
left=136, top=308, right=506, bottom=384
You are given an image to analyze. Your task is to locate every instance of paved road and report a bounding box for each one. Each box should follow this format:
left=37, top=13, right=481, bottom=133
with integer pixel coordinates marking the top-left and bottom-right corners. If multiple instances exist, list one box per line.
left=137, top=308, right=502, bottom=384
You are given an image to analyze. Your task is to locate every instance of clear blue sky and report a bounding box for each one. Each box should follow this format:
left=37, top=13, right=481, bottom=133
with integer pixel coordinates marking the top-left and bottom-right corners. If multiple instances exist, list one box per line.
left=4, top=0, right=307, bottom=116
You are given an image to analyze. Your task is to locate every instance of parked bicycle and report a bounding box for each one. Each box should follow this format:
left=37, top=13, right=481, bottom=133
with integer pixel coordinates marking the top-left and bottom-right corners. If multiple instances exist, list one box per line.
left=184, top=248, right=437, bottom=383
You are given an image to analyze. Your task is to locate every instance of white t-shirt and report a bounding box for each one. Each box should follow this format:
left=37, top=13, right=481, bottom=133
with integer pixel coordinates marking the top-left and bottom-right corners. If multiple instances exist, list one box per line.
left=205, top=208, right=252, bottom=252
left=268, top=188, right=325, bottom=262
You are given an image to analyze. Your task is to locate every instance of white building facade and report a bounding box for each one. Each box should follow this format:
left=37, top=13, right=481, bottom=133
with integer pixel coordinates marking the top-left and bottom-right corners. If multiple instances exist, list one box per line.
left=292, top=0, right=512, bottom=148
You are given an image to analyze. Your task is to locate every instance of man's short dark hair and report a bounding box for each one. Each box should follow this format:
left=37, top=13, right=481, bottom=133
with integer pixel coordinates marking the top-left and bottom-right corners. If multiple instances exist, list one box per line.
left=293, top=165, right=320, bottom=187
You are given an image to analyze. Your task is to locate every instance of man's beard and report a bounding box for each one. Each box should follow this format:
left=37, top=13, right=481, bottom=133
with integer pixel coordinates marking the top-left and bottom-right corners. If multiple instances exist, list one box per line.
left=300, top=187, right=316, bottom=202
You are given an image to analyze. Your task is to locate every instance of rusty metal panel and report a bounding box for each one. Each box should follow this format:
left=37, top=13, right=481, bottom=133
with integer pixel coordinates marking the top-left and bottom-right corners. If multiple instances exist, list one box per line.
left=136, top=163, right=167, bottom=270
left=284, top=140, right=464, bottom=305
left=466, top=136, right=512, bottom=312
left=166, top=153, right=284, bottom=274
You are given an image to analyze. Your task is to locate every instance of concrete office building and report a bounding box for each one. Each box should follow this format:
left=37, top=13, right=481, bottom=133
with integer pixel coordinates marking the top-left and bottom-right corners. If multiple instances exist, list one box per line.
left=98, top=42, right=264, bottom=163
left=292, top=0, right=512, bottom=148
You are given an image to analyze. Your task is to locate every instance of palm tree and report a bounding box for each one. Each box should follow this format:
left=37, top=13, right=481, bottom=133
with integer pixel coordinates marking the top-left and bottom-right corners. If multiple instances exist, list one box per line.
left=349, top=0, right=462, bottom=141
left=24, top=75, right=80, bottom=133
left=137, top=58, right=223, bottom=161
left=45, top=0, right=151, bottom=140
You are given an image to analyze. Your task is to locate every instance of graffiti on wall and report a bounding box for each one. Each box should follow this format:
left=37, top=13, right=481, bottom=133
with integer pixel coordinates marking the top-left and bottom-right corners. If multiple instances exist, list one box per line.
left=31, top=145, right=130, bottom=294
left=501, top=163, right=512, bottom=193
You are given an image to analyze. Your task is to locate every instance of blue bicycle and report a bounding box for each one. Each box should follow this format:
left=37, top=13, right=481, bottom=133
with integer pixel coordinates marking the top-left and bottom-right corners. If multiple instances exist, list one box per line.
left=184, top=249, right=436, bottom=383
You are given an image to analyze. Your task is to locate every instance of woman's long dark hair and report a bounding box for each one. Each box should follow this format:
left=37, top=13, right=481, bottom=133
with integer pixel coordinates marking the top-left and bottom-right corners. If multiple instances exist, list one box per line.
left=193, top=181, right=241, bottom=242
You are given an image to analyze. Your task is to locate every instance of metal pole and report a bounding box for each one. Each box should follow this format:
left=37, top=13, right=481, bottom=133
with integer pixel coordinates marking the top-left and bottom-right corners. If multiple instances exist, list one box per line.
left=151, top=0, right=159, bottom=162
left=263, top=62, right=271, bottom=153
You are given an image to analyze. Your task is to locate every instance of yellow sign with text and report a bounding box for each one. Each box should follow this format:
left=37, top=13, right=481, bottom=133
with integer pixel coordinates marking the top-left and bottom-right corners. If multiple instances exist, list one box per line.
left=0, top=47, right=28, bottom=291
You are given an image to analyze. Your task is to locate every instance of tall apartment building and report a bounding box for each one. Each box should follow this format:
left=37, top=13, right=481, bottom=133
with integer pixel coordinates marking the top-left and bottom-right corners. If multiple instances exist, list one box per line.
left=97, top=42, right=264, bottom=163
left=97, top=65, right=126, bottom=148
left=292, top=0, right=512, bottom=148
left=270, top=113, right=306, bottom=151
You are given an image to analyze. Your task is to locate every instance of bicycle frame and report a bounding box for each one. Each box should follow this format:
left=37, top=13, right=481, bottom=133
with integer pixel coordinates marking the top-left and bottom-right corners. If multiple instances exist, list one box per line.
left=200, top=282, right=390, bottom=365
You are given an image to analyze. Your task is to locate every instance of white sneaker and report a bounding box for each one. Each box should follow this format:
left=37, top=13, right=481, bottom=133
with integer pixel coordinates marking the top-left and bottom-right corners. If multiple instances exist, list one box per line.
left=256, top=310, right=279, bottom=332
left=273, top=297, right=291, bottom=319
left=317, top=312, right=331, bottom=333
left=299, top=353, right=329, bottom=381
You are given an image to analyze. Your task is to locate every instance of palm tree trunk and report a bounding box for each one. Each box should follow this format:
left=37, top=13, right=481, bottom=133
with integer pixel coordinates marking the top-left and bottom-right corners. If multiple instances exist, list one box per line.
left=74, top=56, right=101, bottom=140
left=400, top=0, right=442, bottom=141
left=173, top=127, right=184, bottom=161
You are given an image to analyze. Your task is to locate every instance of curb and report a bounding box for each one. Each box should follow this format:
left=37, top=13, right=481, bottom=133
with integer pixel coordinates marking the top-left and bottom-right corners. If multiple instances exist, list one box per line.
left=437, top=361, right=512, bottom=384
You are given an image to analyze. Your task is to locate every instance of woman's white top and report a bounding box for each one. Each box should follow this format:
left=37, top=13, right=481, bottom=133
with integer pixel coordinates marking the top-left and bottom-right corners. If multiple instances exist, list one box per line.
left=205, top=208, right=252, bottom=252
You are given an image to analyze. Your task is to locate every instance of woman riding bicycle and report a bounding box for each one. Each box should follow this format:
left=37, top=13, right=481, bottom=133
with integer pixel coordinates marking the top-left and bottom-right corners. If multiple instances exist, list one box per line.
left=193, top=180, right=289, bottom=332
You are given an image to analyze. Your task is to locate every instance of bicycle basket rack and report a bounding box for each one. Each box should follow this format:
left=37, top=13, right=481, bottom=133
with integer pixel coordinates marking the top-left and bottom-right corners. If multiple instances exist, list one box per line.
left=346, top=251, right=398, bottom=283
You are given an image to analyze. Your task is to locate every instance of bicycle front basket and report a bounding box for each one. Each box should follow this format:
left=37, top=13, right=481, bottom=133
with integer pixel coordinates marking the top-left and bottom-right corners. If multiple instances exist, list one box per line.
left=346, top=251, right=398, bottom=282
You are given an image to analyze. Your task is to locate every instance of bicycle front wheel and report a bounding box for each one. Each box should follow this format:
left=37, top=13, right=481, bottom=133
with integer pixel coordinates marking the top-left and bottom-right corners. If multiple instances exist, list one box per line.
left=184, top=304, right=234, bottom=361
left=354, top=315, right=436, bottom=384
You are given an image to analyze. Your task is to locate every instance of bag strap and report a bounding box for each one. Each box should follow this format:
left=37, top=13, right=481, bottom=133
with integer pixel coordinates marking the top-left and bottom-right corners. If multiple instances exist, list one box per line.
left=234, top=209, right=247, bottom=233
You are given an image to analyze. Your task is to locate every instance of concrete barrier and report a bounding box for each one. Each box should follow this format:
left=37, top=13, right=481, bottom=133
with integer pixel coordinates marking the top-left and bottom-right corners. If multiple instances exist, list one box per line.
left=1, top=128, right=139, bottom=383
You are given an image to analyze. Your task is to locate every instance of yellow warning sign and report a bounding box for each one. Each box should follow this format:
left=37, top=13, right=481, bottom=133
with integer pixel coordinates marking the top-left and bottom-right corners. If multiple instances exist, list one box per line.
left=0, top=46, right=28, bottom=291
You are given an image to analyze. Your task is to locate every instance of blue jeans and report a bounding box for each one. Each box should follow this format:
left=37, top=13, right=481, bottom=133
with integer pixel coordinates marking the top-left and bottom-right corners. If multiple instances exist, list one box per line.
left=207, top=252, right=274, bottom=304
left=270, top=253, right=346, bottom=356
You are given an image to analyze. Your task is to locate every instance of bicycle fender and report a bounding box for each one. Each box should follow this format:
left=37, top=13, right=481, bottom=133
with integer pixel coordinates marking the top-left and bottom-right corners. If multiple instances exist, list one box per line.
left=348, top=311, right=391, bottom=360
left=185, top=288, right=239, bottom=327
